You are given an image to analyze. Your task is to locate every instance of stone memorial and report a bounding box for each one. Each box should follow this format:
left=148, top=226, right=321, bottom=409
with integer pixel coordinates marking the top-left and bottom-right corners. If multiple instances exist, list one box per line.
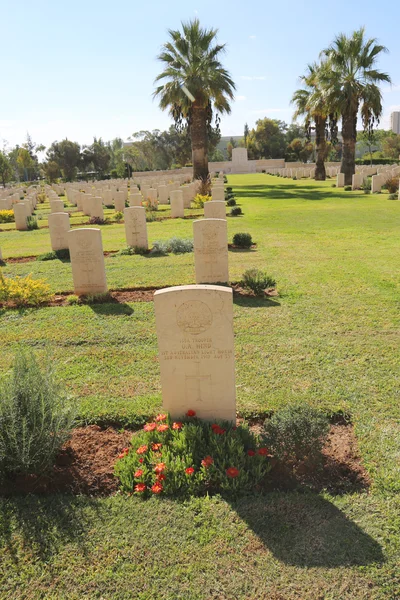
left=211, top=186, right=225, bottom=201
left=193, top=219, right=229, bottom=284
left=337, top=173, right=345, bottom=188
left=154, top=284, right=236, bottom=422
left=170, top=190, right=184, bottom=218
left=91, top=197, right=104, bottom=219
left=48, top=212, right=70, bottom=251
left=68, top=228, right=108, bottom=295
left=50, top=199, right=64, bottom=213
left=129, top=193, right=143, bottom=207
left=204, top=201, right=226, bottom=220
left=114, top=191, right=126, bottom=212
left=13, top=203, right=29, bottom=231
left=124, top=207, right=148, bottom=249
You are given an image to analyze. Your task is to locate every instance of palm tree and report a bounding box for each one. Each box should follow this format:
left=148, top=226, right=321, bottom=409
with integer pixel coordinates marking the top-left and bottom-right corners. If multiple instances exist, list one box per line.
left=321, top=28, right=390, bottom=185
left=292, top=62, right=332, bottom=181
left=154, top=19, right=235, bottom=181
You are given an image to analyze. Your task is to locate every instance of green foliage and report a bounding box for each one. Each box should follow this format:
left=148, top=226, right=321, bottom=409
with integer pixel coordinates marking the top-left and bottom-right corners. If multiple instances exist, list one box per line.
left=150, top=241, right=169, bottom=256
left=388, top=193, right=398, bottom=200
left=241, top=269, right=276, bottom=296
left=246, top=118, right=288, bottom=160
left=114, top=211, right=123, bottom=223
left=27, top=216, right=38, bottom=230
left=118, top=246, right=149, bottom=256
left=0, top=348, right=75, bottom=477
left=66, top=294, right=80, bottom=305
left=383, top=177, right=399, bottom=194
left=115, top=413, right=271, bottom=498
left=36, top=249, right=70, bottom=262
left=230, top=206, right=242, bottom=216
left=262, top=405, right=330, bottom=462
left=193, top=194, right=211, bottom=208
left=232, top=232, right=253, bottom=248
left=46, top=139, right=81, bottom=181
left=168, top=237, right=193, bottom=254
left=0, top=210, right=14, bottom=223
left=344, top=185, right=352, bottom=191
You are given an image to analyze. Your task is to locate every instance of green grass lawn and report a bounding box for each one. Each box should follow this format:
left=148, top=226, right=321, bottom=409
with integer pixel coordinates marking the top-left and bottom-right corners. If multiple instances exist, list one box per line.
left=0, top=175, right=399, bottom=598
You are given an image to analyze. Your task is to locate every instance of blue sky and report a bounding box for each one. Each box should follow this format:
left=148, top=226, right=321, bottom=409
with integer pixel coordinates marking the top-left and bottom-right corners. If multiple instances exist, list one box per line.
left=1, top=0, right=399, bottom=150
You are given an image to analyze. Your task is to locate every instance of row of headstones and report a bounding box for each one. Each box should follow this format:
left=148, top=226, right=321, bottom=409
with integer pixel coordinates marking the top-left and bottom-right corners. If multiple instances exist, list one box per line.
left=347, top=166, right=400, bottom=192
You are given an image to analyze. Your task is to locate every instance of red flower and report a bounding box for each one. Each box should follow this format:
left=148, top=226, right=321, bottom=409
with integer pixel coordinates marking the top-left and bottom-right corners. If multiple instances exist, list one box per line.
left=138, top=458, right=144, bottom=463
left=226, top=467, right=240, bottom=478
left=134, top=469, right=144, bottom=478
left=143, top=422, right=156, bottom=432
left=247, top=449, right=256, bottom=456
left=157, top=424, right=169, bottom=432
left=154, top=462, right=166, bottom=474
left=201, top=455, right=214, bottom=468
left=185, top=467, right=195, bottom=475
left=156, top=473, right=166, bottom=481
left=118, top=447, right=129, bottom=459
left=151, top=443, right=162, bottom=451
left=258, top=447, right=268, bottom=456
left=136, top=445, right=148, bottom=455
left=155, top=413, right=167, bottom=422
left=151, top=482, right=163, bottom=494
left=135, top=483, right=146, bottom=493
left=172, top=422, right=182, bottom=430
left=186, top=409, right=196, bottom=417
left=211, top=424, right=226, bottom=435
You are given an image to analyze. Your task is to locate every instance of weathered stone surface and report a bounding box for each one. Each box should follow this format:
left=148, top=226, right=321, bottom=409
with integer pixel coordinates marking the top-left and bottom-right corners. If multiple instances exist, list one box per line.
left=204, top=201, right=226, bottom=220
left=170, top=190, right=184, bottom=218
left=48, top=212, right=70, bottom=251
left=68, top=228, right=108, bottom=295
left=124, top=206, right=148, bottom=249
left=193, top=219, right=229, bottom=284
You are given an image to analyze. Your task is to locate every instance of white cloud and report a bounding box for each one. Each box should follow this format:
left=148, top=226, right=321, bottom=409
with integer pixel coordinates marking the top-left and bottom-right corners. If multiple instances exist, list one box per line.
left=249, top=35, right=256, bottom=39
left=236, top=95, right=246, bottom=101
left=240, top=75, right=265, bottom=81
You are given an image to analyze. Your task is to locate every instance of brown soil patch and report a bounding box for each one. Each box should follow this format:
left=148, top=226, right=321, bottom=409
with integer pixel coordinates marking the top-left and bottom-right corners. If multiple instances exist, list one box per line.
left=0, top=423, right=369, bottom=498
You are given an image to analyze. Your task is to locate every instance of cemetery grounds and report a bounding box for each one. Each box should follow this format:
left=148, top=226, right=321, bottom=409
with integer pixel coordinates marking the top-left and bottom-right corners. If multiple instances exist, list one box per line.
left=0, top=174, right=399, bottom=599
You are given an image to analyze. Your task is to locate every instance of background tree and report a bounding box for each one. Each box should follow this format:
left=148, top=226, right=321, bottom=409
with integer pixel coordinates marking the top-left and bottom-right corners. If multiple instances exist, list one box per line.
left=244, top=123, right=249, bottom=147
left=16, top=148, right=34, bottom=181
left=46, top=140, right=81, bottom=181
left=322, top=28, right=390, bottom=184
left=43, top=160, right=61, bottom=183
left=0, top=151, right=12, bottom=187
left=154, top=18, right=235, bottom=181
left=246, top=119, right=287, bottom=159
left=382, top=134, right=400, bottom=159
left=226, top=136, right=237, bottom=160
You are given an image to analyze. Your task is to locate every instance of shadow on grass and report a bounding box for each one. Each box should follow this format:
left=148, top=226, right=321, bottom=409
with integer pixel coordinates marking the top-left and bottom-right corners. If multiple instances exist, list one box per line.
left=231, top=492, right=384, bottom=567
left=233, top=296, right=280, bottom=308
left=88, top=301, right=134, bottom=316
left=0, top=495, right=100, bottom=562
left=235, top=184, right=358, bottom=202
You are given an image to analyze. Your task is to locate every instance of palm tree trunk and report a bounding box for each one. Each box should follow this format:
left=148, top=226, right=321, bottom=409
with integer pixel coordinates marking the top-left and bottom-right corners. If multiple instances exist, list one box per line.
left=341, top=108, right=358, bottom=186
left=315, top=116, right=327, bottom=180
left=190, top=101, right=209, bottom=181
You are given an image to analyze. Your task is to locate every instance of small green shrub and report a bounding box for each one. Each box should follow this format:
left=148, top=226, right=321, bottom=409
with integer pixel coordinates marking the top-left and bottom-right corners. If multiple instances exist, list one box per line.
left=331, top=183, right=336, bottom=188
left=36, top=249, right=70, bottom=261
left=0, top=272, right=54, bottom=306
left=388, top=193, right=398, bottom=200
left=226, top=186, right=233, bottom=192
left=226, top=198, right=236, bottom=207
left=89, top=216, right=106, bottom=225
left=230, top=206, right=242, bottom=216
left=105, top=204, right=114, bottom=209
left=168, top=238, right=194, bottom=254
left=118, top=246, right=148, bottom=256
left=261, top=405, right=329, bottom=463
left=27, top=216, right=38, bottom=230
left=344, top=185, right=352, bottom=191
left=66, top=294, right=80, bottom=305
left=151, top=241, right=169, bottom=256
left=292, top=176, right=297, bottom=181
left=193, top=194, right=211, bottom=208
left=241, top=269, right=276, bottom=296
left=0, top=348, right=75, bottom=477
left=115, top=412, right=271, bottom=498
left=114, top=211, right=123, bottom=223
left=383, top=177, right=399, bottom=194
left=232, top=233, right=253, bottom=249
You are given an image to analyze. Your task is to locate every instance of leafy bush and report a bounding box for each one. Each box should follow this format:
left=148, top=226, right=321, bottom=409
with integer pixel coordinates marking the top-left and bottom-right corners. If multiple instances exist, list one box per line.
left=331, top=183, right=336, bottom=188
left=37, top=192, right=46, bottom=204
left=0, top=210, right=14, bottom=223
left=36, top=249, right=70, bottom=261
left=193, top=194, right=211, bottom=208
left=292, top=176, right=297, bottom=180
left=344, top=185, right=352, bottom=191
left=232, top=233, right=253, bottom=248
left=118, top=246, right=148, bottom=256
left=150, top=241, right=169, bottom=256
left=114, top=211, right=123, bottom=223
left=105, top=204, right=114, bottom=209
left=261, top=405, right=329, bottom=463
left=66, top=294, right=80, bottom=305
left=388, top=193, right=398, bottom=200
left=168, top=237, right=194, bottom=254
left=230, top=206, right=242, bottom=216
left=115, top=412, right=271, bottom=498
left=0, top=348, right=75, bottom=477
left=89, top=216, right=106, bottom=225
left=27, top=216, right=38, bottom=230
left=241, top=269, right=276, bottom=296
left=384, top=177, right=399, bottom=194
left=0, top=272, right=54, bottom=307
left=226, top=198, right=236, bottom=207
left=226, top=186, right=233, bottom=192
